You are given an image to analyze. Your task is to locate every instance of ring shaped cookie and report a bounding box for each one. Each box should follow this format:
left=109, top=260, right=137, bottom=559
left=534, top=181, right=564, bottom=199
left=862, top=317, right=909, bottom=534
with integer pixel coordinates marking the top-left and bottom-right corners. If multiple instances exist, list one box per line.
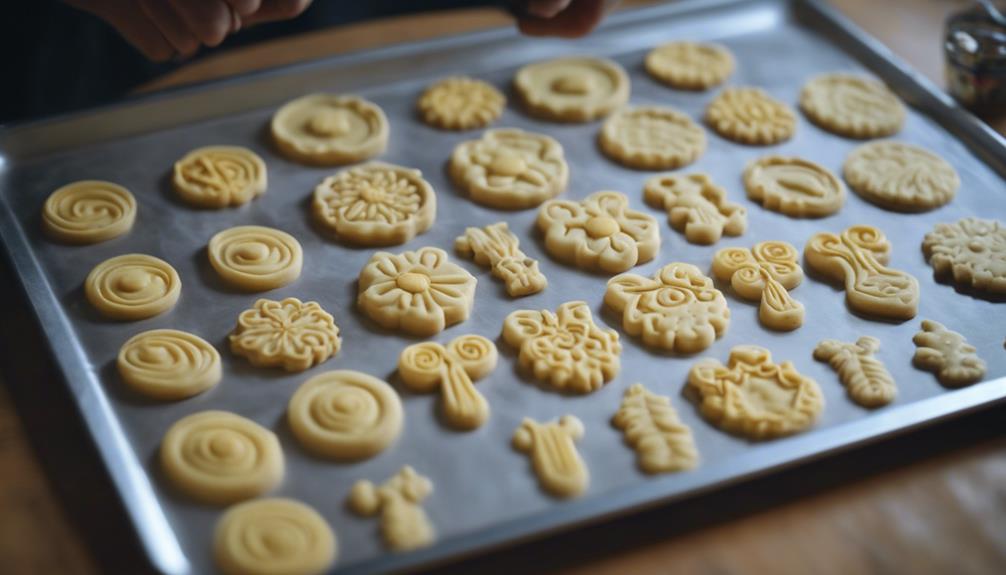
left=214, top=498, right=337, bottom=575
left=42, top=180, right=136, bottom=244
left=313, top=162, right=436, bottom=246
left=800, top=74, right=905, bottom=139
left=117, top=329, right=220, bottom=400
left=417, top=76, right=505, bottom=130
left=161, top=410, right=284, bottom=505
left=843, top=141, right=959, bottom=211
left=288, top=370, right=403, bottom=460
left=744, top=156, right=845, bottom=217
left=172, top=146, right=267, bottom=208
left=599, top=106, right=706, bottom=170
left=645, top=41, right=735, bottom=90
left=706, top=87, right=797, bottom=145
left=271, top=93, right=388, bottom=165
left=85, top=254, right=181, bottom=320
left=208, top=225, right=303, bottom=291
left=514, top=56, right=629, bottom=122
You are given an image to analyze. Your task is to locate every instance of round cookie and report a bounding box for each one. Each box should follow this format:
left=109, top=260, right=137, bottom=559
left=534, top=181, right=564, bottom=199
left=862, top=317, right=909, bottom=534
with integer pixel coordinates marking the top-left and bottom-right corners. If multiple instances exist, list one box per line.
left=85, top=254, right=181, bottom=320
left=417, top=76, right=505, bottom=130
left=172, top=146, right=267, bottom=208
left=208, top=225, right=303, bottom=291
left=922, top=217, right=1006, bottom=294
left=230, top=297, right=341, bottom=372
left=598, top=106, right=706, bottom=170
left=744, top=156, right=845, bottom=217
left=514, top=56, right=629, bottom=122
left=117, top=329, right=220, bottom=400
left=843, top=141, right=959, bottom=211
left=42, top=180, right=136, bottom=244
left=800, top=73, right=905, bottom=138
left=271, top=93, right=388, bottom=165
left=645, top=41, right=735, bottom=90
left=706, top=87, right=797, bottom=145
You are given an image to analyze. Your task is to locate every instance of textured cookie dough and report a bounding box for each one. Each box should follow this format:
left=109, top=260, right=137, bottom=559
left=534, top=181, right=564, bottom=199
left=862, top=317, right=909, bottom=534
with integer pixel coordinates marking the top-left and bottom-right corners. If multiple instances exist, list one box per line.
left=688, top=345, right=824, bottom=440
left=612, top=383, right=698, bottom=474
left=172, top=146, right=267, bottom=208
left=814, top=336, right=896, bottom=408
left=230, top=297, right=341, bottom=372
left=288, top=370, right=403, bottom=460
left=449, top=128, right=568, bottom=209
left=215, top=498, right=336, bottom=575
left=605, top=262, right=730, bottom=353
left=417, top=76, right=505, bottom=130
left=706, top=87, right=797, bottom=145
left=398, top=335, right=497, bottom=430
left=913, top=320, right=987, bottom=387
left=42, top=180, right=136, bottom=244
left=800, top=74, right=905, bottom=139
left=513, top=415, right=588, bottom=498
left=357, top=247, right=477, bottom=336
left=313, top=162, right=436, bottom=246
left=843, top=141, right=959, bottom=211
left=537, top=191, right=660, bottom=274
left=348, top=466, right=435, bottom=552
left=208, top=225, right=303, bottom=291
left=455, top=222, right=547, bottom=297
left=923, top=217, right=1006, bottom=294
left=514, top=56, right=629, bottom=122
left=117, top=329, right=220, bottom=400
left=503, top=301, right=621, bottom=394
left=598, top=106, right=706, bottom=170
left=645, top=41, right=734, bottom=90
left=744, top=156, right=845, bottom=217
left=712, top=241, right=805, bottom=331
left=805, top=225, right=919, bottom=321
left=271, top=93, right=388, bottom=165
left=643, top=173, right=746, bottom=245
left=161, top=410, right=284, bottom=504
left=85, top=254, right=181, bottom=320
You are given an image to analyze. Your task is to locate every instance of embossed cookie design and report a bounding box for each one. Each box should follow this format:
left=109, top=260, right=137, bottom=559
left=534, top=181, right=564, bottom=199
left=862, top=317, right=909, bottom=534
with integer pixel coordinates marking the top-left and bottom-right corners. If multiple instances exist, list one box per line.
left=744, top=156, right=845, bottom=217
left=208, top=225, right=303, bottom=291
left=456, top=222, right=547, bottom=297
left=514, top=56, right=629, bottom=122
left=85, top=254, right=181, bottom=320
left=348, top=466, right=435, bottom=552
left=605, top=262, right=730, bottom=353
left=814, top=336, right=896, bottom=408
left=271, top=93, right=388, bottom=165
left=117, top=329, right=221, bottom=400
left=173, top=146, right=267, bottom=208
left=229, top=297, right=341, bottom=372
left=598, top=106, right=706, bottom=170
left=612, top=384, right=698, bottom=474
left=800, top=74, right=905, bottom=138
left=706, top=87, right=796, bottom=145
left=417, top=76, right=505, bottom=130
left=844, top=141, right=959, bottom=211
left=643, top=173, right=746, bottom=245
left=923, top=217, right=1006, bottom=294
left=645, top=41, right=734, bottom=90
left=513, top=415, right=589, bottom=498
left=399, top=335, right=497, bottom=430
left=913, top=320, right=987, bottom=387
left=215, top=498, right=336, bottom=575
left=42, top=180, right=136, bottom=244
left=712, top=241, right=805, bottom=331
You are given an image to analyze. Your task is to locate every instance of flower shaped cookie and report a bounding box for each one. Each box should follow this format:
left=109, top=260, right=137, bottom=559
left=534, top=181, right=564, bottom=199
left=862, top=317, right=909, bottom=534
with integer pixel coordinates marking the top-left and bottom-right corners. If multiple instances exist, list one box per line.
left=922, top=217, right=1006, bottom=294
left=229, top=297, right=341, bottom=372
left=537, top=191, right=659, bottom=274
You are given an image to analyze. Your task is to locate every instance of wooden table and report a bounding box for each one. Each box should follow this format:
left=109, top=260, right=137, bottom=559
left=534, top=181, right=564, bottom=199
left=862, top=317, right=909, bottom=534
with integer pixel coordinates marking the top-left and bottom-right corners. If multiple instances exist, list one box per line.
left=2, top=1, right=1004, bottom=573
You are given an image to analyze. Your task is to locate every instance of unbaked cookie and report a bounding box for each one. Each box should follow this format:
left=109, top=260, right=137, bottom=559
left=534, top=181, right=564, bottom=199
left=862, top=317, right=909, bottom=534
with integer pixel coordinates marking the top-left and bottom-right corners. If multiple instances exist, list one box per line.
left=455, top=222, right=547, bottom=297
left=514, top=56, right=629, bottom=122
left=923, top=217, right=1006, bottom=294
left=612, top=383, right=698, bottom=474
left=513, top=415, right=588, bottom=498
left=598, top=106, right=706, bottom=170
left=172, top=146, right=267, bottom=208
left=117, top=329, right=220, bottom=400
left=208, top=225, right=302, bottom=291
left=843, top=141, right=959, bottom=211
left=215, top=498, right=336, bottom=575
left=42, top=180, right=136, bottom=244
left=744, top=156, right=845, bottom=217
left=271, top=93, right=388, bottom=165
left=399, top=335, right=496, bottom=430
left=814, top=336, right=896, bottom=408
left=913, top=320, right=987, bottom=387
left=645, top=41, right=734, bottom=90
left=417, top=76, right=505, bottom=130
left=348, top=466, right=435, bottom=552
left=706, top=87, right=797, bottom=145
left=643, top=173, right=747, bottom=245
left=712, top=241, right=804, bottom=331
left=800, top=73, right=905, bottom=138
left=229, top=297, right=341, bottom=372
left=85, top=254, right=181, bottom=320
left=313, top=162, right=436, bottom=246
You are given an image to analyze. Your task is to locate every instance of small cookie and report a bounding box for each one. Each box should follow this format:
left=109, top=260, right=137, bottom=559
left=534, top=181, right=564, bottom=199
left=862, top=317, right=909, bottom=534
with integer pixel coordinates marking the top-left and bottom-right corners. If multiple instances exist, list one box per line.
left=537, top=191, right=660, bottom=274
left=712, top=241, right=805, bottom=331
left=598, top=106, right=706, bottom=170
left=313, top=162, right=436, bottom=246
left=449, top=128, right=568, bottom=209
left=455, top=222, right=547, bottom=297
left=357, top=247, right=477, bottom=336
left=514, top=56, right=629, bottom=122
left=271, top=93, right=388, bottom=165
left=706, top=87, right=797, bottom=145
left=172, top=146, right=267, bottom=209
left=208, top=225, right=303, bottom=291
left=814, top=336, right=896, bottom=408
left=605, top=262, right=730, bottom=353
left=800, top=73, right=905, bottom=139
left=229, top=297, right=341, bottom=372
left=612, top=383, right=698, bottom=474
left=513, top=415, right=588, bottom=498
left=348, top=466, right=435, bottom=552
left=215, top=498, right=336, bottom=575
left=288, top=370, right=403, bottom=460
left=398, top=335, right=496, bottom=430
left=923, top=217, right=1006, bottom=294
left=645, top=41, right=734, bottom=90
left=744, top=156, right=845, bottom=217
left=688, top=345, right=824, bottom=440
left=843, top=141, right=959, bottom=211
left=417, top=76, right=505, bottom=130
left=117, top=329, right=220, bottom=400
left=913, top=320, right=987, bottom=387
left=85, top=254, right=181, bottom=320
left=161, top=410, right=284, bottom=504
left=42, top=180, right=136, bottom=244
left=643, top=173, right=746, bottom=245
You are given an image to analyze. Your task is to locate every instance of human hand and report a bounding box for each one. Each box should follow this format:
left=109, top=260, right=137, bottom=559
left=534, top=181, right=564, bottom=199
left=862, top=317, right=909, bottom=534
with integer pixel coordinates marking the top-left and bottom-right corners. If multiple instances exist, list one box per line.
left=514, top=0, right=617, bottom=38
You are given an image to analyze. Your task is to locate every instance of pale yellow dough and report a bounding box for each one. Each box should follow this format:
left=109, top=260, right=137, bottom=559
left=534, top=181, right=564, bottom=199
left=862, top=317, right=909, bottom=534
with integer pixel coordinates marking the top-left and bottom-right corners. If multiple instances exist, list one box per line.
left=645, top=41, right=735, bottom=90
left=514, top=56, right=629, bottom=122
left=271, top=93, right=388, bottom=165
left=800, top=73, right=905, bottom=139
left=913, top=320, right=987, bottom=387
left=348, top=466, right=435, bottom=552
left=208, top=225, right=303, bottom=291
left=449, top=128, right=568, bottom=209
left=229, top=297, right=342, bottom=372
left=172, top=146, right=267, bottom=208
left=923, top=217, right=1006, bottom=294
left=513, top=415, right=588, bottom=498
left=42, top=180, right=136, bottom=244
left=455, top=222, right=547, bottom=297
left=643, top=173, right=746, bottom=245
left=288, top=370, right=403, bottom=460
left=161, top=410, right=284, bottom=504
left=612, top=384, right=698, bottom=474
left=744, top=155, right=845, bottom=217
left=399, top=335, right=497, bottom=430
left=814, top=336, right=896, bottom=408
left=843, top=141, right=959, bottom=212
left=117, top=329, right=220, bottom=400
left=85, top=253, right=181, bottom=320
left=215, top=498, right=336, bottom=575
left=598, top=106, right=706, bottom=170
left=706, top=87, right=796, bottom=145
left=417, top=76, right=505, bottom=130
left=712, top=241, right=805, bottom=331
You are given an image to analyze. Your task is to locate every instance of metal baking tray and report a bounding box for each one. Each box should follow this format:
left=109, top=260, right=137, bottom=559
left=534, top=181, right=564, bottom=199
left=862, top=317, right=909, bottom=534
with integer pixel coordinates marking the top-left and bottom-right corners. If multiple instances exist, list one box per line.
left=2, top=0, right=1005, bottom=573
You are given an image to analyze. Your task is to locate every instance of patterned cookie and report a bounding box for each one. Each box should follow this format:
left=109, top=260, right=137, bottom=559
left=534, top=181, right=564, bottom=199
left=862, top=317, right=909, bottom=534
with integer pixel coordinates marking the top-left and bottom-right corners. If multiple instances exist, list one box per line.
left=215, top=498, right=336, bottom=575
left=913, top=320, right=986, bottom=387
left=643, top=173, right=747, bottom=245
left=513, top=415, right=588, bottom=498
left=645, top=41, right=734, bottom=90
left=271, top=93, right=388, bottom=165
left=229, top=297, right=341, bottom=372
left=598, top=106, right=706, bottom=170
left=117, top=329, right=221, bottom=400
left=514, top=56, right=629, bottom=122
left=800, top=73, right=905, bottom=139
left=208, top=225, right=303, bottom=291
left=85, top=254, right=181, bottom=320
left=417, top=76, right=505, bottom=130
left=814, top=336, right=896, bottom=408
left=744, top=156, right=845, bottom=217
left=923, top=217, right=1006, bottom=294
left=706, top=87, right=797, bottom=145
left=348, top=466, right=435, bottom=552
left=455, top=222, right=547, bottom=297
left=172, top=146, right=267, bottom=209
left=843, top=141, right=959, bottom=211
left=399, top=335, right=496, bottom=430
left=712, top=241, right=805, bottom=331
left=42, top=180, right=136, bottom=244
left=612, top=384, right=698, bottom=474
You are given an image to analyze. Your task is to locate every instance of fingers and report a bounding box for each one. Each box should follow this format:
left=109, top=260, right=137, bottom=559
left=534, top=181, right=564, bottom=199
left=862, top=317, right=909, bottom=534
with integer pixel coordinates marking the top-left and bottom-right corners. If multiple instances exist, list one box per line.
left=171, top=0, right=232, bottom=47
left=524, top=0, right=572, bottom=18
left=224, top=0, right=262, bottom=17
left=140, top=0, right=199, bottom=57
left=517, top=0, right=607, bottom=38
left=66, top=0, right=175, bottom=62
left=242, top=0, right=313, bottom=26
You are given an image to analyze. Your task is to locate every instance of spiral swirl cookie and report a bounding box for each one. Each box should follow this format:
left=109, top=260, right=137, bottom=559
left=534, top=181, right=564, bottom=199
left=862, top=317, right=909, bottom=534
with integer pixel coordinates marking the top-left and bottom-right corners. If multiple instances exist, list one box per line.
left=744, top=156, right=845, bottom=217
left=417, top=76, right=505, bottom=130
left=288, top=370, right=403, bottom=460
left=800, top=74, right=905, bottom=139
left=172, top=146, right=266, bottom=209
left=161, top=410, right=284, bottom=504
left=85, top=254, right=181, bottom=320
left=42, top=180, right=136, bottom=244
left=271, top=93, right=388, bottom=165
left=117, top=329, right=220, bottom=400
left=230, top=297, right=341, bottom=372
left=514, top=56, right=629, bottom=122
left=215, top=498, right=337, bottom=575
left=843, top=141, right=959, bottom=211
left=706, top=87, right=797, bottom=145
left=598, top=106, right=706, bottom=170
left=208, top=226, right=303, bottom=291
left=645, top=42, right=735, bottom=90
